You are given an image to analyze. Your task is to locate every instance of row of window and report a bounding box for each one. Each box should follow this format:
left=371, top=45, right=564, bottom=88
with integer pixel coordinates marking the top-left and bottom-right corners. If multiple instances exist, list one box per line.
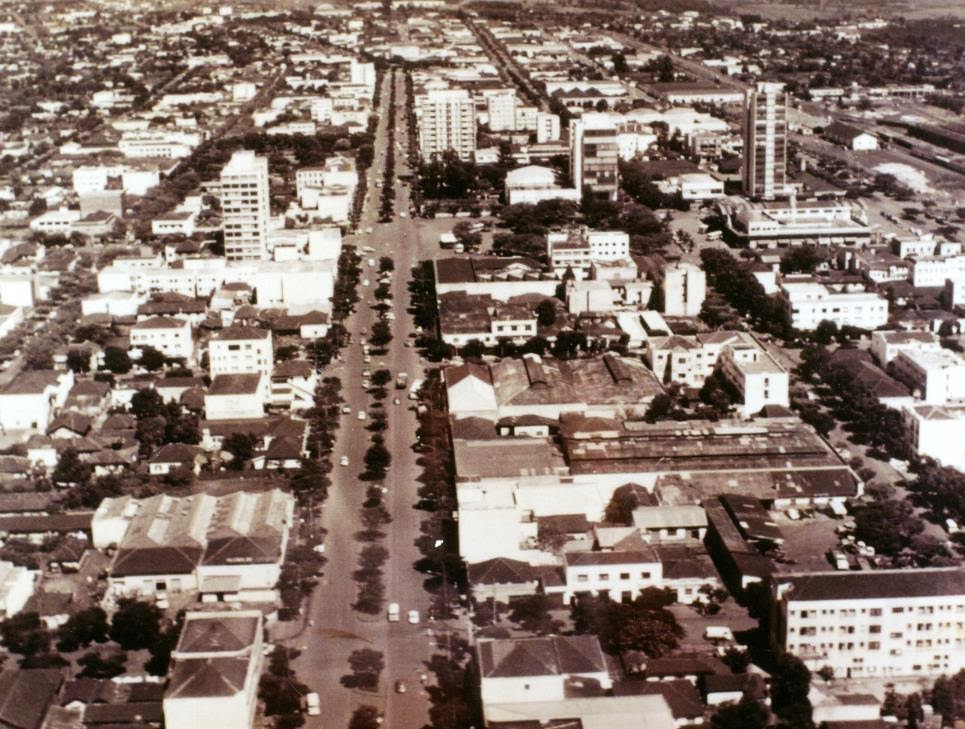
left=575, top=571, right=653, bottom=583
left=794, top=604, right=965, bottom=619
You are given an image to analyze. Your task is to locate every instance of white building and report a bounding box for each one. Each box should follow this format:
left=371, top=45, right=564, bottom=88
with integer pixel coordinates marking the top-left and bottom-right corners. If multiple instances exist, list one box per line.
left=208, top=326, right=273, bottom=382
left=29, top=209, right=81, bottom=235
left=504, top=165, right=580, bottom=206
left=478, top=636, right=612, bottom=707
left=130, top=316, right=194, bottom=360
left=418, top=88, right=476, bottom=161
left=902, top=404, right=965, bottom=471
left=781, top=279, right=889, bottom=331
left=657, top=172, right=724, bottom=201
left=570, top=113, right=619, bottom=202
left=486, top=92, right=517, bottom=132
left=535, top=111, right=561, bottom=143
left=776, top=568, right=965, bottom=678
left=662, top=261, right=706, bottom=317
left=152, top=211, right=197, bottom=237
left=0, top=560, right=35, bottom=618
left=718, top=342, right=790, bottom=417
left=164, top=610, right=264, bottom=729
left=547, top=228, right=630, bottom=279
left=890, top=349, right=965, bottom=405
left=562, top=549, right=662, bottom=605
left=910, top=255, right=965, bottom=289
left=0, top=369, right=74, bottom=433
left=205, top=373, right=266, bottom=420
left=871, top=330, right=942, bottom=366
left=221, top=150, right=270, bottom=261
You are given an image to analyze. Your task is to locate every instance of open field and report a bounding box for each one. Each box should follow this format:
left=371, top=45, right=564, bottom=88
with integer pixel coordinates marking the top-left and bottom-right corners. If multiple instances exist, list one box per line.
left=718, top=0, right=965, bottom=20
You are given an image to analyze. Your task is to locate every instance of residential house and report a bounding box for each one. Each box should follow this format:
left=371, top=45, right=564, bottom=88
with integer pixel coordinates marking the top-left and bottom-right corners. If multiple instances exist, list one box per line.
left=205, top=374, right=267, bottom=420
left=0, top=369, right=74, bottom=433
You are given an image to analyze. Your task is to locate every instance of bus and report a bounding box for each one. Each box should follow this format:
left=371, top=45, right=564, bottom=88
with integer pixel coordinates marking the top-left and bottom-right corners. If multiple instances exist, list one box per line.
left=408, top=378, right=424, bottom=400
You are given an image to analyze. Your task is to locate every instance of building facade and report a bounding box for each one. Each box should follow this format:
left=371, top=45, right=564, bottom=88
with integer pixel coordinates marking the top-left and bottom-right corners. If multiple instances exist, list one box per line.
left=570, top=114, right=619, bottom=202
left=418, top=88, right=476, bottom=161
left=221, top=151, right=270, bottom=262
left=742, top=82, right=787, bottom=200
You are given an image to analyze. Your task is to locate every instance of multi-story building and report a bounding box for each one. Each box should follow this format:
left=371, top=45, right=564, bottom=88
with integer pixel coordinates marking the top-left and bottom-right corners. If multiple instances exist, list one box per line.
left=718, top=342, right=789, bottom=417
left=561, top=549, right=662, bottom=605
left=221, top=151, right=270, bottom=262
left=486, top=92, right=517, bottom=132
left=742, top=82, right=788, bottom=200
left=870, top=330, right=942, bottom=366
left=902, top=404, right=965, bottom=470
left=418, top=88, right=476, bottom=161
left=535, top=111, right=561, bottom=143
left=130, top=316, right=194, bottom=361
left=775, top=568, right=965, bottom=678
left=910, top=255, right=965, bottom=288
left=780, top=279, right=889, bottom=331
left=570, top=113, right=619, bottom=202
left=890, top=349, right=965, bottom=405
left=662, top=261, right=706, bottom=317
left=208, top=327, right=273, bottom=384
left=547, top=228, right=629, bottom=278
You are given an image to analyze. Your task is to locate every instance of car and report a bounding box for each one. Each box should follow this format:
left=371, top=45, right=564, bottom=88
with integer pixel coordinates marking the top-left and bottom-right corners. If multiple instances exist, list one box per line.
left=361, top=379, right=370, bottom=389
left=360, top=328, right=367, bottom=335
left=362, top=369, right=372, bottom=378
left=399, top=212, right=408, bottom=218
left=363, top=355, right=372, bottom=364
left=342, top=405, right=352, bottom=414
left=340, top=456, right=349, bottom=467
left=306, top=693, right=321, bottom=716
left=407, top=609, right=420, bottom=624
left=395, top=680, right=406, bottom=694
left=313, top=542, right=325, bottom=554
left=362, top=279, right=370, bottom=287
left=393, top=397, right=401, bottom=405
left=786, top=508, right=801, bottom=521
left=357, top=411, right=366, bottom=420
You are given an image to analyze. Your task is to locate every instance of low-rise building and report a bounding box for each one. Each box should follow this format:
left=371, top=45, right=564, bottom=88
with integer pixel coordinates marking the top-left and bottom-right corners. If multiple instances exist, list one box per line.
left=721, top=197, right=871, bottom=248
left=870, top=330, right=941, bottom=366
left=547, top=228, right=630, bottom=279
left=504, top=165, right=580, bottom=206
left=205, top=373, right=266, bottom=421
left=0, top=560, right=35, bottom=618
left=824, top=122, right=878, bottom=151
left=0, top=370, right=74, bottom=433
left=775, top=568, right=965, bottom=678
left=780, top=278, right=888, bottom=331
left=130, top=316, right=194, bottom=361
left=561, top=548, right=662, bottom=605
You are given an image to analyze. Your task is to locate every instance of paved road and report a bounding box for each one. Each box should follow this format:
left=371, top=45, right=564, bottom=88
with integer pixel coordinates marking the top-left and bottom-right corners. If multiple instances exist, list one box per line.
left=291, top=67, right=438, bottom=729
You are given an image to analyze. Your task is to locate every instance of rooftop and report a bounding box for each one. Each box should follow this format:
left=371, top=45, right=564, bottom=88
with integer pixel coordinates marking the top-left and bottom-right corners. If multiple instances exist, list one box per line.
left=779, top=567, right=965, bottom=602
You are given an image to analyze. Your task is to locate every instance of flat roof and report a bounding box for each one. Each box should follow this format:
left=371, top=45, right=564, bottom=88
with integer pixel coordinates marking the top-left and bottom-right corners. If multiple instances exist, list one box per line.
left=779, top=568, right=965, bottom=602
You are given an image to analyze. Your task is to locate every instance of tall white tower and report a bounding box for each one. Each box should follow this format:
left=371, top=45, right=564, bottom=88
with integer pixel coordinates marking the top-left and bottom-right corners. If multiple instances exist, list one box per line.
left=221, top=150, right=270, bottom=261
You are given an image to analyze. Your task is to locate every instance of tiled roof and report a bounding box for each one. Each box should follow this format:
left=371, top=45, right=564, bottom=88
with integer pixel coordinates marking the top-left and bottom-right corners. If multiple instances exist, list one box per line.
left=478, top=636, right=607, bottom=678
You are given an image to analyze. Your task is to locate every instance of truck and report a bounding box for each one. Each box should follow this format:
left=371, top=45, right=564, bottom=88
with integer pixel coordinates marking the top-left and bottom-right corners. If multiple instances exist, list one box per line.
left=395, top=372, right=409, bottom=390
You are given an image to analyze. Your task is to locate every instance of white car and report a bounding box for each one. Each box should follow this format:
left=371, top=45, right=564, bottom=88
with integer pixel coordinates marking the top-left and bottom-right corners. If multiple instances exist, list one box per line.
left=407, top=609, right=420, bottom=624
left=340, top=456, right=349, bottom=467
left=306, top=693, right=321, bottom=716
left=363, top=355, right=372, bottom=364
left=362, top=279, right=370, bottom=287
left=357, top=410, right=366, bottom=421
left=342, top=404, right=352, bottom=414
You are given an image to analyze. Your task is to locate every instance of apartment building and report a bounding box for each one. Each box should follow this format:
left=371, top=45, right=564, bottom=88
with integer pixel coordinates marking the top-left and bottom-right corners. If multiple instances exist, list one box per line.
left=870, top=330, right=942, bottom=366
left=418, top=88, right=476, bottom=161
left=208, top=327, right=273, bottom=383
left=662, top=261, right=706, bottom=317
left=902, top=404, right=965, bottom=471
left=535, top=111, right=561, bottom=143
left=486, top=91, right=517, bottom=132
left=890, top=349, right=965, bottom=405
left=775, top=568, right=965, bottom=678
left=910, top=255, right=965, bottom=288
left=547, top=228, right=630, bottom=278
left=221, top=150, right=270, bottom=262
left=742, top=82, right=788, bottom=200
left=780, top=279, right=889, bottom=331
left=570, top=113, right=619, bottom=202
left=718, top=342, right=790, bottom=417
left=130, top=316, right=194, bottom=360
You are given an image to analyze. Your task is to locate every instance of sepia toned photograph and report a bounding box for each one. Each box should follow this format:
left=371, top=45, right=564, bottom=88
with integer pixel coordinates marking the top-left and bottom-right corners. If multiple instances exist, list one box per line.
left=0, top=1, right=962, bottom=728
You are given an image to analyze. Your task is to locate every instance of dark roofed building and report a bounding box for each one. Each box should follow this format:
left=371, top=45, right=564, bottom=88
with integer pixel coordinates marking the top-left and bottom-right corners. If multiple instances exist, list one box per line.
left=0, top=669, right=64, bottom=729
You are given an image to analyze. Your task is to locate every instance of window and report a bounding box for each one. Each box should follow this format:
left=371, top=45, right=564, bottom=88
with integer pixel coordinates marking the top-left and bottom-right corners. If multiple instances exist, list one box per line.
left=577, top=574, right=588, bottom=583
left=640, top=571, right=651, bottom=579
left=599, top=573, right=609, bottom=582
left=619, top=572, right=630, bottom=580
